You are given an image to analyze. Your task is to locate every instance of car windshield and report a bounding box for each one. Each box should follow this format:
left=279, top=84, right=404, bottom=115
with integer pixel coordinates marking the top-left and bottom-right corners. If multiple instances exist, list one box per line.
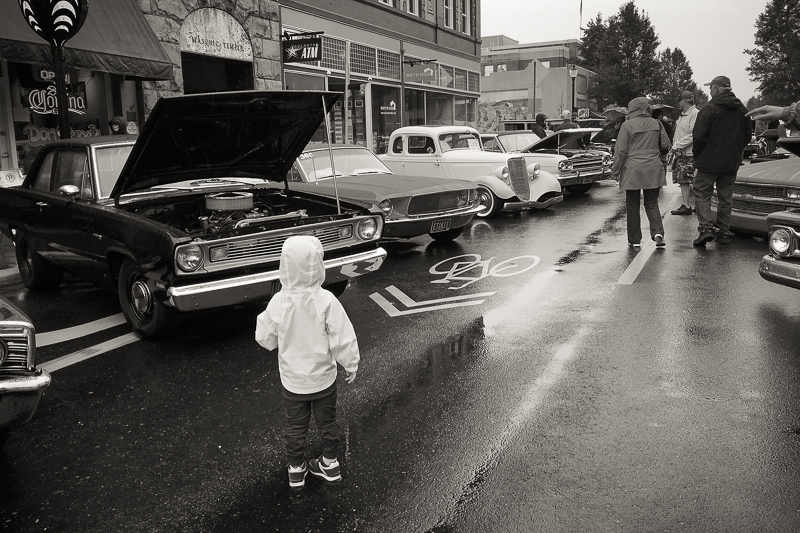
left=438, top=132, right=482, bottom=153
left=497, top=133, right=541, bottom=152
left=95, top=145, right=134, bottom=198
left=296, top=148, right=392, bottom=181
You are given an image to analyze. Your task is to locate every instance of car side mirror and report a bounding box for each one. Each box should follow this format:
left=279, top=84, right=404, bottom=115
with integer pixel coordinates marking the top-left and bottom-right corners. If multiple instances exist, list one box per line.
left=58, top=184, right=80, bottom=197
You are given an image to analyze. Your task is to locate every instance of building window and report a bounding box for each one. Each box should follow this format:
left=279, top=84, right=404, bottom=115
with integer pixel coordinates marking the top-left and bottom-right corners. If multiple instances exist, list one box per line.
left=378, top=0, right=393, bottom=5
left=444, top=0, right=453, bottom=28
left=483, top=65, right=493, bottom=77
left=459, top=0, right=470, bottom=35
left=496, top=64, right=507, bottom=72
left=407, top=0, right=419, bottom=16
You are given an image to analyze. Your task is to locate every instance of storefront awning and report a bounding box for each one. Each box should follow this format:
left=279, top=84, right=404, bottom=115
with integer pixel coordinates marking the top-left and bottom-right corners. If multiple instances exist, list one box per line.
left=0, top=0, right=173, bottom=81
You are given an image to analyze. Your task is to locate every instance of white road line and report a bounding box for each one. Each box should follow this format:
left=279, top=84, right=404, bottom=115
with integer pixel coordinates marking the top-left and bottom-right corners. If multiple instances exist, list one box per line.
left=39, top=333, right=140, bottom=373
left=36, top=313, right=127, bottom=347
left=385, top=285, right=496, bottom=306
left=370, top=292, right=487, bottom=317
left=617, top=241, right=657, bottom=285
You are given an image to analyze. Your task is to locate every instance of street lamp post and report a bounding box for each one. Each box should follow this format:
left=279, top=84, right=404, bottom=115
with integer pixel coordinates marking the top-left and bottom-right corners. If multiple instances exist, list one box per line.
left=569, top=64, right=578, bottom=115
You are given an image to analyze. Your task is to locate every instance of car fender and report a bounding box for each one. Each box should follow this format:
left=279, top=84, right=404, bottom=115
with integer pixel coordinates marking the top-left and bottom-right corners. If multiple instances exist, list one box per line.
left=470, top=176, right=517, bottom=200
left=531, top=169, right=563, bottom=196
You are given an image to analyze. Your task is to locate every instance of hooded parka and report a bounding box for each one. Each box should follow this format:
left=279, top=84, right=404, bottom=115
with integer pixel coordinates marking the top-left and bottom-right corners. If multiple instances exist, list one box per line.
left=610, top=97, right=671, bottom=190
left=692, top=90, right=751, bottom=173
left=255, top=236, right=360, bottom=394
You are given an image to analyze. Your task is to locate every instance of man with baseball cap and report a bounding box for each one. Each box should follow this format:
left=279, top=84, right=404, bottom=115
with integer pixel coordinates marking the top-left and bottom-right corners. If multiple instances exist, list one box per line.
left=691, top=75, right=751, bottom=246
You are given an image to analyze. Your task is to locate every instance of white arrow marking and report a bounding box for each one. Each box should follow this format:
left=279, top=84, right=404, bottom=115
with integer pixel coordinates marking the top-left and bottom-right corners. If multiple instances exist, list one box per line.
left=370, top=292, right=487, bottom=317
left=384, top=285, right=496, bottom=306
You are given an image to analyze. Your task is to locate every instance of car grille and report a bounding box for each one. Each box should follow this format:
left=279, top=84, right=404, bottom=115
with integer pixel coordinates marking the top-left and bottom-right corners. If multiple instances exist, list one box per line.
left=731, top=200, right=785, bottom=215
left=0, top=323, right=32, bottom=371
left=213, top=225, right=347, bottom=264
left=570, top=155, right=604, bottom=172
left=733, top=183, right=783, bottom=198
left=508, top=157, right=530, bottom=201
left=407, top=190, right=470, bottom=215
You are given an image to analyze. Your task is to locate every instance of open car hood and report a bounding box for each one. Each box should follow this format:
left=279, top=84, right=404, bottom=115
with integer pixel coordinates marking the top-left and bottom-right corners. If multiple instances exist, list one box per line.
left=521, top=128, right=601, bottom=152
left=111, top=90, right=340, bottom=199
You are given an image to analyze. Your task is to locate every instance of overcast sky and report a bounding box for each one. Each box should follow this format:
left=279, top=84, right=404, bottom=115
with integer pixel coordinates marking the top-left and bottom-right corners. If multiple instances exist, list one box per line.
left=480, top=0, right=771, bottom=104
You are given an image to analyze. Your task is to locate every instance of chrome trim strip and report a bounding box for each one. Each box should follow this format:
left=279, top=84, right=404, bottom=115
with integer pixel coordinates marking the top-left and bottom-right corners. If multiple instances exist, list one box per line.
left=503, top=195, right=564, bottom=210
left=385, top=205, right=483, bottom=224
left=167, top=247, right=387, bottom=311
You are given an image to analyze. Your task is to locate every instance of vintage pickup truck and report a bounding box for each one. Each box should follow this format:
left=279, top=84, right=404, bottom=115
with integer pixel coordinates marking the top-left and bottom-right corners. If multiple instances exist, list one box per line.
left=379, top=126, right=562, bottom=218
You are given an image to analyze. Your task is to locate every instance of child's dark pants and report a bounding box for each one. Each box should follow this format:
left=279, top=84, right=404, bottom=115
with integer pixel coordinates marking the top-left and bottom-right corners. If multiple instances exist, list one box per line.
left=282, top=382, right=339, bottom=467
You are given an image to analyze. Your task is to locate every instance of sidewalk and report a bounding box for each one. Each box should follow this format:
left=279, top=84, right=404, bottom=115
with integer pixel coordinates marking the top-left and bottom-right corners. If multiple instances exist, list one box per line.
left=0, top=233, right=19, bottom=283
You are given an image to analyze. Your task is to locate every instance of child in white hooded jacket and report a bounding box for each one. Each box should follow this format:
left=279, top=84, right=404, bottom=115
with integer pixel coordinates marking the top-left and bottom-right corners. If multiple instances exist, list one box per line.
left=255, top=235, right=359, bottom=490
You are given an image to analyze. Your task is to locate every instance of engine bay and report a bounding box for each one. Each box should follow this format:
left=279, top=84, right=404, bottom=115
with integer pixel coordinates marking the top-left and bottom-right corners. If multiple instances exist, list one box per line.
left=129, top=189, right=350, bottom=240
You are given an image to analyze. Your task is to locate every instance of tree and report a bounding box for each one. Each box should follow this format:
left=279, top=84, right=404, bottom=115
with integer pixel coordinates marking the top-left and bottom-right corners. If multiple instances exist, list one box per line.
left=746, top=0, right=800, bottom=104
left=650, top=48, right=707, bottom=113
left=578, top=1, right=661, bottom=108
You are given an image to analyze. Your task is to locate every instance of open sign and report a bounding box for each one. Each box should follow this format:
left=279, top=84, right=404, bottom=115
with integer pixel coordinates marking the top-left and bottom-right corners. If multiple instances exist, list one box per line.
left=33, top=66, right=78, bottom=85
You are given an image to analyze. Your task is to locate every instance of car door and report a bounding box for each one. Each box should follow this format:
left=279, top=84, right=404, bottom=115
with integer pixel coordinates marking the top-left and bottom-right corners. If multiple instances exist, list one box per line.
left=33, top=148, right=95, bottom=274
left=396, top=134, right=442, bottom=179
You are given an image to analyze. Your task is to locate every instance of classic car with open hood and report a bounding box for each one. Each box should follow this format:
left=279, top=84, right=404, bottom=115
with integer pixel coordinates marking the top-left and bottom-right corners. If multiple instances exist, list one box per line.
left=481, top=129, right=612, bottom=195
left=0, top=91, right=386, bottom=339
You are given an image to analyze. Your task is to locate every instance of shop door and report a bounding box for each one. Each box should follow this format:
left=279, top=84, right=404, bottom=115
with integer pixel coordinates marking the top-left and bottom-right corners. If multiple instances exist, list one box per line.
left=182, top=53, right=254, bottom=94
left=327, top=79, right=368, bottom=146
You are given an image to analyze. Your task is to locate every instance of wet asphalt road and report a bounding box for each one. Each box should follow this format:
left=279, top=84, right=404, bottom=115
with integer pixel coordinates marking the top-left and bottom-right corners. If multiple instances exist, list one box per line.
left=1, top=180, right=799, bottom=532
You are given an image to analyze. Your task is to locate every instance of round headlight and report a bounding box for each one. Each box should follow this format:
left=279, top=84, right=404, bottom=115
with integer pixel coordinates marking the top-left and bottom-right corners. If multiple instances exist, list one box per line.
left=357, top=218, right=378, bottom=240
left=603, top=155, right=612, bottom=166
left=176, top=244, right=204, bottom=272
left=558, top=160, right=573, bottom=171
left=527, top=163, right=541, bottom=179
left=0, top=339, right=7, bottom=366
left=379, top=199, right=393, bottom=216
left=495, top=166, right=510, bottom=181
left=769, top=227, right=793, bottom=256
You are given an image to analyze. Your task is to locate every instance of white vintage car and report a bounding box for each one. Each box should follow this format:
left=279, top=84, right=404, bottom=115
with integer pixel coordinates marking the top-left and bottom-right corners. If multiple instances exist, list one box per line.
left=380, top=126, right=563, bottom=217
left=481, top=129, right=613, bottom=195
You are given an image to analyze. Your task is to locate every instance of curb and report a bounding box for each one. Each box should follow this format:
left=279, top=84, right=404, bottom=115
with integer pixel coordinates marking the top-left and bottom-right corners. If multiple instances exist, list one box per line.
left=0, top=266, right=19, bottom=283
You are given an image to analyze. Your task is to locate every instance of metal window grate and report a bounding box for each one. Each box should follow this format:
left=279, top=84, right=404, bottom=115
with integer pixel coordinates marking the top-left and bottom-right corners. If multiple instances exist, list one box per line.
left=454, top=68, right=467, bottom=90
left=351, top=42, right=377, bottom=75
left=468, top=71, right=480, bottom=92
left=322, top=36, right=346, bottom=71
left=378, top=49, right=401, bottom=79
left=441, top=65, right=454, bottom=88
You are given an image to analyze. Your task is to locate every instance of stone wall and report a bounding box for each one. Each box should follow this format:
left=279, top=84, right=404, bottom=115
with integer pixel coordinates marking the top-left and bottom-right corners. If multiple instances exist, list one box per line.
left=137, top=0, right=282, bottom=117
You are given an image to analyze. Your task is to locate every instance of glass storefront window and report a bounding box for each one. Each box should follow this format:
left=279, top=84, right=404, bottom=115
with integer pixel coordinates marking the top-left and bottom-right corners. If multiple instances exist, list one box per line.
left=327, top=78, right=367, bottom=146
left=454, top=97, right=477, bottom=127
left=371, top=84, right=400, bottom=154
left=426, top=92, right=453, bottom=126
left=404, top=89, right=425, bottom=126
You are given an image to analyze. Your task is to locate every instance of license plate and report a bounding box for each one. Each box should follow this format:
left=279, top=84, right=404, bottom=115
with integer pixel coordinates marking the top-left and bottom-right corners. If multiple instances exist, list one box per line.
left=430, top=219, right=452, bottom=233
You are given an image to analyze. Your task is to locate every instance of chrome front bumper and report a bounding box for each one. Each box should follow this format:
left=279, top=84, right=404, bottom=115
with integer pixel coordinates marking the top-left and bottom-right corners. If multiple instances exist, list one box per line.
left=0, top=369, right=51, bottom=427
left=504, top=194, right=564, bottom=211
left=167, top=247, right=387, bottom=311
left=759, top=254, right=800, bottom=289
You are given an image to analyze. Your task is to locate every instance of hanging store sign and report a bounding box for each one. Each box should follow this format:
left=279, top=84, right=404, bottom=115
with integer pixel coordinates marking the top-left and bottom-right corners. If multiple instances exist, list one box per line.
left=18, top=0, right=88, bottom=47
left=181, top=8, right=253, bottom=61
left=282, top=34, right=322, bottom=63
left=404, top=63, right=435, bottom=83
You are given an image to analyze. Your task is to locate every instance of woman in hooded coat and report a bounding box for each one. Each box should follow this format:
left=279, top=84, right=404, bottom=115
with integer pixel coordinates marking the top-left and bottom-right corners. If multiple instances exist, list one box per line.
left=108, top=116, right=127, bottom=135
left=610, top=97, right=671, bottom=248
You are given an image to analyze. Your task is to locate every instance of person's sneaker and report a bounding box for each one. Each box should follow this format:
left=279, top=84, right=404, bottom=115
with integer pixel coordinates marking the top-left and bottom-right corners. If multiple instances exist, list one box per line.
left=693, top=229, right=715, bottom=247
left=628, top=242, right=641, bottom=248
left=654, top=234, right=666, bottom=247
left=288, top=461, right=308, bottom=490
left=671, top=205, right=692, bottom=215
left=308, top=456, right=342, bottom=484
left=715, top=230, right=730, bottom=244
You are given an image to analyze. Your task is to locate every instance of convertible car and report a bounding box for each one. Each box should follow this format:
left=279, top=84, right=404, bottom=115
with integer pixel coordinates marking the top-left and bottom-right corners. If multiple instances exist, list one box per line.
left=287, top=144, right=481, bottom=242
left=0, top=91, right=387, bottom=339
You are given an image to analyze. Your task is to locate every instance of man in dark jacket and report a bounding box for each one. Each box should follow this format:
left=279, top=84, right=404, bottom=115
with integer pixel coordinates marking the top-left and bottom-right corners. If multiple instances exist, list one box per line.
left=691, top=76, right=752, bottom=246
left=531, top=113, right=548, bottom=139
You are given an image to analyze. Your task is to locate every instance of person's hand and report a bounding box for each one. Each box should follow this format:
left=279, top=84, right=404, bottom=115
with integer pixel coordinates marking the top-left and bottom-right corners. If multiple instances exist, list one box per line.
left=746, top=105, right=785, bottom=122
left=345, top=371, right=357, bottom=384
